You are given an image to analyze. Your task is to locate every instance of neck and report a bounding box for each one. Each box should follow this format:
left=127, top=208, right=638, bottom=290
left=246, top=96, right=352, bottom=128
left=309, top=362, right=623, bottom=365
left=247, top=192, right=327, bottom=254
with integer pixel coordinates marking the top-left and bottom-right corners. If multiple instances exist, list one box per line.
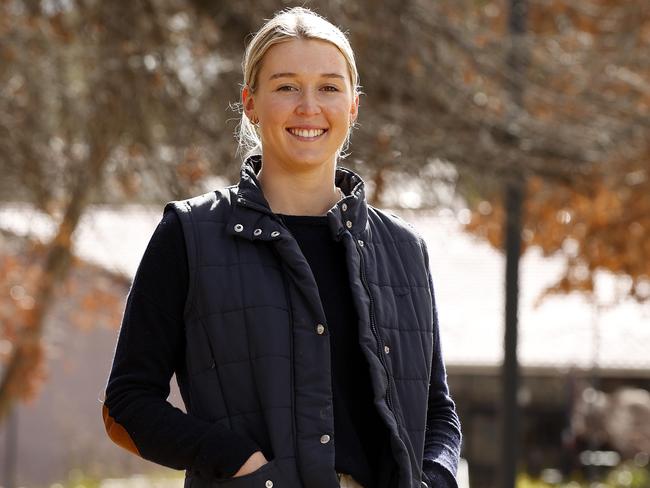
left=257, top=157, right=341, bottom=216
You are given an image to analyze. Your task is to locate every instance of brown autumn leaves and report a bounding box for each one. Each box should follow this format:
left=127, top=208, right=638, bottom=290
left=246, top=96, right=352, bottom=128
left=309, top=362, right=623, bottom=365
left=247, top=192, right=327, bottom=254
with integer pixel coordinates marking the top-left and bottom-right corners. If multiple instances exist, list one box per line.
left=459, top=0, right=650, bottom=305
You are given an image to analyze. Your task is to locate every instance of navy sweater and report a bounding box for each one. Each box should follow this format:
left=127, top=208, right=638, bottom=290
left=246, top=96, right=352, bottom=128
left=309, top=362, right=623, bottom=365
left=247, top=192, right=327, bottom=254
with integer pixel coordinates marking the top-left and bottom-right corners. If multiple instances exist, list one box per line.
left=103, top=209, right=455, bottom=488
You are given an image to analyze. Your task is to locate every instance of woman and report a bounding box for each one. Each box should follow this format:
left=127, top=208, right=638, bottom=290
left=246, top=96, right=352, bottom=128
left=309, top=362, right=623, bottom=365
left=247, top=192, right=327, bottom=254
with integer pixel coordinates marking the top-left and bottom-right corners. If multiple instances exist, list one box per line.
left=102, top=7, right=461, bottom=488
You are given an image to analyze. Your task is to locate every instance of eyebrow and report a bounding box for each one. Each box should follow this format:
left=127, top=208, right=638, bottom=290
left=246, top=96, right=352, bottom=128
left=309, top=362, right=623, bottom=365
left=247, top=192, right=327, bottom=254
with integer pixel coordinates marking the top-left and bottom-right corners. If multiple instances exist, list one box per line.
left=268, top=72, right=346, bottom=81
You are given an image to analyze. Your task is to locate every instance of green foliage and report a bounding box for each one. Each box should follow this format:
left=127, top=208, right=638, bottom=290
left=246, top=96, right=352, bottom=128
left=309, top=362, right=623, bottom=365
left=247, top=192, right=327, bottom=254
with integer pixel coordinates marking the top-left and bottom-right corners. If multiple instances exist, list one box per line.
left=50, top=469, right=184, bottom=488
left=517, top=463, right=650, bottom=488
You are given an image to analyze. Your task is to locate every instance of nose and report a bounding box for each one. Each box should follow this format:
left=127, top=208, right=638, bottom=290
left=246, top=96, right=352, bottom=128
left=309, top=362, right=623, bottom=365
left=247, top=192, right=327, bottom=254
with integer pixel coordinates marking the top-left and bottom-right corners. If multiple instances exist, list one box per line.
left=295, top=89, right=321, bottom=116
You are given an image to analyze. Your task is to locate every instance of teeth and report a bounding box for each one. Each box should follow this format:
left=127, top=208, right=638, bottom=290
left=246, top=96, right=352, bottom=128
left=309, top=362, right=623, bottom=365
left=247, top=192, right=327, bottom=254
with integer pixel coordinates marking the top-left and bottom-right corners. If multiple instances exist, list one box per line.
left=289, top=128, right=325, bottom=138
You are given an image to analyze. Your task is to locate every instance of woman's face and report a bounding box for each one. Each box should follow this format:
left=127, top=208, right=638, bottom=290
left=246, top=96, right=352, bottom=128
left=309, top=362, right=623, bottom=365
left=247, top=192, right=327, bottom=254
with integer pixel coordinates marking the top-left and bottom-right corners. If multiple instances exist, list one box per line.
left=243, top=39, right=359, bottom=174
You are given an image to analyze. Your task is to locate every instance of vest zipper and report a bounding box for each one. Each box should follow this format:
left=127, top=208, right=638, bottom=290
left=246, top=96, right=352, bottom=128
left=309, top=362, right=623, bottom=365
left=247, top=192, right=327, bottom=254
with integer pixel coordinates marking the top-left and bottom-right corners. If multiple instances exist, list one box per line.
left=354, top=238, right=399, bottom=427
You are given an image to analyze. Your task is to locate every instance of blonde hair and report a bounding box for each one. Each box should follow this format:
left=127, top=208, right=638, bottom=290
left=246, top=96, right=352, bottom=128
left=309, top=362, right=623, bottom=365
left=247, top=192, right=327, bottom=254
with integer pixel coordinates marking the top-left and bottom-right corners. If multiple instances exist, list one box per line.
left=237, top=7, right=360, bottom=160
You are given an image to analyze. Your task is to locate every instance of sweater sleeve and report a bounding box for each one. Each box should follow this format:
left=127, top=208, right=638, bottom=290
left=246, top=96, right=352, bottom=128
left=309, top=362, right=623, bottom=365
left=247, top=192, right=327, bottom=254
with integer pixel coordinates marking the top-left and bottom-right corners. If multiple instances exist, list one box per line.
left=101, top=209, right=260, bottom=478
left=419, top=238, right=463, bottom=488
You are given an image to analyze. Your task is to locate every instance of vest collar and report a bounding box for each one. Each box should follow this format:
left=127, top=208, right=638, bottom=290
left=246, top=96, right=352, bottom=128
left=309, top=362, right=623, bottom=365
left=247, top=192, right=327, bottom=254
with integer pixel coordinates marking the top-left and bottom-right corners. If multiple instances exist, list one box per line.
left=226, top=155, right=368, bottom=241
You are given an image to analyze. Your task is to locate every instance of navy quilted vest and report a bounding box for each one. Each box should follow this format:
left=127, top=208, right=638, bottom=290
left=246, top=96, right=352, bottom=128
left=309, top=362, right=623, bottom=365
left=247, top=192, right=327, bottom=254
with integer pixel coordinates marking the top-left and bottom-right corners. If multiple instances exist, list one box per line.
left=165, top=156, right=440, bottom=488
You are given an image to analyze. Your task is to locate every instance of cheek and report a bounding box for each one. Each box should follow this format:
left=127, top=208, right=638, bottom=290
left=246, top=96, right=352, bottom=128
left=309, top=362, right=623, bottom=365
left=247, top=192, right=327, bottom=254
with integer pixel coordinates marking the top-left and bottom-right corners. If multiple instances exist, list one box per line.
left=265, top=98, right=293, bottom=121
left=327, top=103, right=353, bottom=128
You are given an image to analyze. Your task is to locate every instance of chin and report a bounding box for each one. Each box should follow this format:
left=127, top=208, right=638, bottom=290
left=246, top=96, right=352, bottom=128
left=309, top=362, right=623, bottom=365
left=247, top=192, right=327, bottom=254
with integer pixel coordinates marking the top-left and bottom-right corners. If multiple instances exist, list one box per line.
left=286, top=152, right=335, bottom=168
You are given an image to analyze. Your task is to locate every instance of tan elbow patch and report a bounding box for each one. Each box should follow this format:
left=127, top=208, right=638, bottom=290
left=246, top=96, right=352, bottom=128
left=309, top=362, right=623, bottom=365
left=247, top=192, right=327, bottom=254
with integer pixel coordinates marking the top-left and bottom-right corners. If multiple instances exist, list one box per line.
left=102, top=403, right=141, bottom=456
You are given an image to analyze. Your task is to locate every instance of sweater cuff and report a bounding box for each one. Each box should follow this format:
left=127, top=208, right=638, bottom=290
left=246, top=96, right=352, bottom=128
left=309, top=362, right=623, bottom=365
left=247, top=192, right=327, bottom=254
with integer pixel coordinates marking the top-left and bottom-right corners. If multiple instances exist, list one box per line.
left=423, top=460, right=458, bottom=488
left=192, top=423, right=261, bottom=478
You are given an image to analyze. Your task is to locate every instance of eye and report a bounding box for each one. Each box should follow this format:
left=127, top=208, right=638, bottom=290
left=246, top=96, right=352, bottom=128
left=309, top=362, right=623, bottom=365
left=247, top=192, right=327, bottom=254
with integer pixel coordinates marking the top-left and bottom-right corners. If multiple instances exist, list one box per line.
left=277, top=85, right=297, bottom=92
left=322, top=85, right=340, bottom=92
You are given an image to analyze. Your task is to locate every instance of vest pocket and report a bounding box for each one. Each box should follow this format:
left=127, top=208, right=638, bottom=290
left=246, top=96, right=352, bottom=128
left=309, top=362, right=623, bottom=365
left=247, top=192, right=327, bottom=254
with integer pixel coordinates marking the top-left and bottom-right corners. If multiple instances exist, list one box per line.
left=191, top=458, right=286, bottom=488
left=220, top=457, right=277, bottom=483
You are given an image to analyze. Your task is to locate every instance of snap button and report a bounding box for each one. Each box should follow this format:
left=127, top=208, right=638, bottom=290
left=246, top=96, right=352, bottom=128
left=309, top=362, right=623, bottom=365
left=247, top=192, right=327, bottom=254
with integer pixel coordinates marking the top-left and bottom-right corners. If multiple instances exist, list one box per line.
left=270, top=230, right=280, bottom=238
left=316, top=324, right=325, bottom=335
left=265, top=480, right=273, bottom=488
left=358, top=239, right=364, bottom=247
left=341, top=203, right=348, bottom=211
left=253, top=228, right=262, bottom=236
left=384, top=345, right=390, bottom=354
left=320, top=434, right=331, bottom=444
left=346, top=220, right=352, bottom=229
left=234, top=224, right=244, bottom=232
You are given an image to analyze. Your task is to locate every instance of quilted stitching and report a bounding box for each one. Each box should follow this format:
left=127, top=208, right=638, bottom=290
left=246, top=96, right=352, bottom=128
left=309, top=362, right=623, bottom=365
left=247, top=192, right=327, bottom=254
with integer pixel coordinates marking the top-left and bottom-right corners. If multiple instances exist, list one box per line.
left=162, top=156, right=459, bottom=488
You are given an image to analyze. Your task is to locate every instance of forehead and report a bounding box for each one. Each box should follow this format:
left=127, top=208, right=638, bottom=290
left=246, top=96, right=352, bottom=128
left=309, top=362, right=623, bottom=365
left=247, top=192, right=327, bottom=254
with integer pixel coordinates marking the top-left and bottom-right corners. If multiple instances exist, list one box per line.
left=259, top=38, right=350, bottom=80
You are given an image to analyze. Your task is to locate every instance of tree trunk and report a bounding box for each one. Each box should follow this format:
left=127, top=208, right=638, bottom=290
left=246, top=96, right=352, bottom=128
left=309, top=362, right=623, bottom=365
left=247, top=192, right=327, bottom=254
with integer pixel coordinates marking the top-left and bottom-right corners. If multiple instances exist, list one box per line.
left=0, top=142, right=110, bottom=423
left=501, top=0, right=528, bottom=487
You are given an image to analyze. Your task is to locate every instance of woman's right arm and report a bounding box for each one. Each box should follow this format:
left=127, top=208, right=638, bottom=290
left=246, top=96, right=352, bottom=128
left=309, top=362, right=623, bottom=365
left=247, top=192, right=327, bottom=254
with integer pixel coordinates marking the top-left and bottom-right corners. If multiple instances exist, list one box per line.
left=101, top=210, right=262, bottom=479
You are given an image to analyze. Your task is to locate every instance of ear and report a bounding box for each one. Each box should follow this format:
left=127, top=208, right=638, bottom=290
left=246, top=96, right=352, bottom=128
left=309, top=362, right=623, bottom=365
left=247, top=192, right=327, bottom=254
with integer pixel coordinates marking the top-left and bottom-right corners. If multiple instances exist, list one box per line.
left=242, top=85, right=256, bottom=120
left=349, top=93, right=360, bottom=124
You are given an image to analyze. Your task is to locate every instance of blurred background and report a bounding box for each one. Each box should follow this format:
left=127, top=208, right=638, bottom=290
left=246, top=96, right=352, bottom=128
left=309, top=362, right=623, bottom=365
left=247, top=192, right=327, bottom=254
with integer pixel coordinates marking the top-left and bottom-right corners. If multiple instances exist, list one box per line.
left=0, top=0, right=648, bottom=487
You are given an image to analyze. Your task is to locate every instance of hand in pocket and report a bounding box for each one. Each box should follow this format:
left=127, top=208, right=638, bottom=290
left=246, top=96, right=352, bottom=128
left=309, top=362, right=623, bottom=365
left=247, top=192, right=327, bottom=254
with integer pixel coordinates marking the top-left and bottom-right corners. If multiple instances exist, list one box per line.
left=233, top=451, right=269, bottom=477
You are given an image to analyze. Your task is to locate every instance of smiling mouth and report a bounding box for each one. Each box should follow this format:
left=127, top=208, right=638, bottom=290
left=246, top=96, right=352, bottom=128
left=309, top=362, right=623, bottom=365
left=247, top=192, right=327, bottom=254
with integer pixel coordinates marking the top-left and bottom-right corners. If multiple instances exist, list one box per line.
left=287, top=128, right=328, bottom=139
